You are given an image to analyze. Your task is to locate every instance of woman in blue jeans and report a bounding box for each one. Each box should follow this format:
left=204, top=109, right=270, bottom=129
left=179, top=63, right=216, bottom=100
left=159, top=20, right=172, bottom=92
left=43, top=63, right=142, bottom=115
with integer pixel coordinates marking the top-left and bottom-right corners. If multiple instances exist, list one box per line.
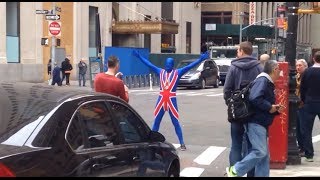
left=226, top=60, right=283, bottom=177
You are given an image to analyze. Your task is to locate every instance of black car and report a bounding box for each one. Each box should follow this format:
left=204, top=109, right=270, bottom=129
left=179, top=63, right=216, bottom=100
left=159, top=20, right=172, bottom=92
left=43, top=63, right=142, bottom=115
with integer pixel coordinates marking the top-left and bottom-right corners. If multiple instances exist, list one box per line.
left=177, top=59, right=220, bottom=89
left=0, top=82, right=180, bottom=177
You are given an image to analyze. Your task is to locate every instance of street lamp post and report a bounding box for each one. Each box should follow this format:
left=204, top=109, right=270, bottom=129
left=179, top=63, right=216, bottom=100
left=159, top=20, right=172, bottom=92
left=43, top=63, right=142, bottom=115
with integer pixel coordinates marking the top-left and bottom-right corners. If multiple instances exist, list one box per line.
left=51, top=2, right=56, bottom=81
left=239, top=12, right=244, bottom=43
left=285, top=1, right=301, bottom=165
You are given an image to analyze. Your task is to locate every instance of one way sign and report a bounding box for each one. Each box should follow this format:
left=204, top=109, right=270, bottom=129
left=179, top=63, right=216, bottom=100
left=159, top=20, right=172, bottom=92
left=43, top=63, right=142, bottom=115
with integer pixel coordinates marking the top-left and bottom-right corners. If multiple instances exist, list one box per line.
left=36, top=10, right=49, bottom=14
left=45, top=14, right=60, bottom=21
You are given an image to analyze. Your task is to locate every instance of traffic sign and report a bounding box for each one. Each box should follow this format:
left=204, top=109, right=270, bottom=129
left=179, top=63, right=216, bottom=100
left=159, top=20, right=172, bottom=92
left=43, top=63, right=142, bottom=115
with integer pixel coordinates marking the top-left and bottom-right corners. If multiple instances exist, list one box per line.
left=36, top=10, right=49, bottom=14
left=46, top=14, right=60, bottom=21
left=48, top=21, right=61, bottom=36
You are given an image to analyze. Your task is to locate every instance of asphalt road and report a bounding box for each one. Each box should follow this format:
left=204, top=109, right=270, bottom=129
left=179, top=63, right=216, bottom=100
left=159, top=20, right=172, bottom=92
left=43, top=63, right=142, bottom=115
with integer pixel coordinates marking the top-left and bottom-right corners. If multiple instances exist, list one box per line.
left=128, top=85, right=320, bottom=177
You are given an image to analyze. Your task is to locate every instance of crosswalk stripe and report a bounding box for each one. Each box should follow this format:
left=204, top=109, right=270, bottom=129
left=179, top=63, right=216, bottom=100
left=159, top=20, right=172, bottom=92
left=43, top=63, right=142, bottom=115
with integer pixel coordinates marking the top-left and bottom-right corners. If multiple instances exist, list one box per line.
left=180, top=167, right=205, bottom=177
left=312, top=135, right=320, bottom=143
left=193, top=146, right=226, bottom=166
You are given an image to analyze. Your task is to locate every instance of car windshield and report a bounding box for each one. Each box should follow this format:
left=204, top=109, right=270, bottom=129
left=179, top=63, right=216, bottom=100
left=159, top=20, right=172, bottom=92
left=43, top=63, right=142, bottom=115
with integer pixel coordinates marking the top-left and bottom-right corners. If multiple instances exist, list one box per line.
left=211, top=49, right=237, bottom=59
left=177, top=61, right=203, bottom=71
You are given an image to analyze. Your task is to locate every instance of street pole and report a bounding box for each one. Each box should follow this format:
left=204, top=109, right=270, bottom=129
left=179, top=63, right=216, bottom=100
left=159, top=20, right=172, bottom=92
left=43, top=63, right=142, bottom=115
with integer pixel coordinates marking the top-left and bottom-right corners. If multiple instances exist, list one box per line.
left=285, top=1, right=301, bottom=165
left=274, top=4, right=278, bottom=60
left=239, top=12, right=243, bottom=44
left=51, top=2, right=56, bottom=81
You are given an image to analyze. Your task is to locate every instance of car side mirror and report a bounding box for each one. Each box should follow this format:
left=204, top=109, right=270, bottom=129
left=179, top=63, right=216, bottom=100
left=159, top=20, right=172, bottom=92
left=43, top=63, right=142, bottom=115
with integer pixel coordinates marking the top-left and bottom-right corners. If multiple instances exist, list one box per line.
left=149, top=131, right=166, bottom=142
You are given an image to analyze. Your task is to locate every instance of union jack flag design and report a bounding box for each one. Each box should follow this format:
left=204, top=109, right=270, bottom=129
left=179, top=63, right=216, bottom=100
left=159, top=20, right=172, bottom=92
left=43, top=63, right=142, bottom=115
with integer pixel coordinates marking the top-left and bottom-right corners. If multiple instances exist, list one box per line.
left=154, top=69, right=179, bottom=119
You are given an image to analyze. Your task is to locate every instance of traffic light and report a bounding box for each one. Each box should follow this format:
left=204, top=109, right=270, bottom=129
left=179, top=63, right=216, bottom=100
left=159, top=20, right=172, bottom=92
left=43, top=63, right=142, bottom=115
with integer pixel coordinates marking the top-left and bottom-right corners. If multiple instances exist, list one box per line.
left=56, top=38, right=61, bottom=46
left=41, top=38, right=49, bottom=46
left=283, top=20, right=288, bottom=31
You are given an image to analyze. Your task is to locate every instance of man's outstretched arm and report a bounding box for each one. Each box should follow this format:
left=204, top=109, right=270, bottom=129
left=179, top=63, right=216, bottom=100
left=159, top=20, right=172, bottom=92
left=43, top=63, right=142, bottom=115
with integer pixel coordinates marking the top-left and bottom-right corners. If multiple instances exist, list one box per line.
left=133, top=50, right=161, bottom=75
left=178, top=51, right=209, bottom=75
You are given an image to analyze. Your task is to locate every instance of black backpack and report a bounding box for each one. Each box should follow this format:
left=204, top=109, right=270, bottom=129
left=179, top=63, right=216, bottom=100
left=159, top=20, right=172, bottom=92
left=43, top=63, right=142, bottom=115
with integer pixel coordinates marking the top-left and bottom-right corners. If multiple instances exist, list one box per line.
left=227, top=81, right=255, bottom=123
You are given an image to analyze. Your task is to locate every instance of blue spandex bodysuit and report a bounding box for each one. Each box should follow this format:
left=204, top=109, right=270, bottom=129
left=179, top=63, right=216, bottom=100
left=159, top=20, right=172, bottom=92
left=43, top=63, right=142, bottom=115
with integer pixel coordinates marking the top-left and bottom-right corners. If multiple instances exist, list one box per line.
left=134, top=51, right=208, bottom=145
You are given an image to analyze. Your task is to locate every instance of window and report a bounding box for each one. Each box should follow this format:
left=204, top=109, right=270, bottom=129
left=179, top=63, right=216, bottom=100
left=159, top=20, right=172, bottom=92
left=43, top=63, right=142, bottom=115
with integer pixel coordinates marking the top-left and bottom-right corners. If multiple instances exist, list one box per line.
left=6, top=2, right=20, bottom=63
left=201, top=11, right=232, bottom=25
left=186, top=22, right=192, bottom=53
left=89, top=6, right=98, bottom=57
left=109, top=101, right=149, bottom=144
left=67, top=101, right=119, bottom=150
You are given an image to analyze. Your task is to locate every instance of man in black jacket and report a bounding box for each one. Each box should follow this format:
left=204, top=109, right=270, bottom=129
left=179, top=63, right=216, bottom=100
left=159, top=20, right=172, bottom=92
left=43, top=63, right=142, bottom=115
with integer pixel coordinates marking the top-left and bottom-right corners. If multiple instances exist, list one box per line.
left=300, top=51, right=320, bottom=162
left=223, top=41, right=262, bottom=177
left=61, top=55, right=73, bottom=86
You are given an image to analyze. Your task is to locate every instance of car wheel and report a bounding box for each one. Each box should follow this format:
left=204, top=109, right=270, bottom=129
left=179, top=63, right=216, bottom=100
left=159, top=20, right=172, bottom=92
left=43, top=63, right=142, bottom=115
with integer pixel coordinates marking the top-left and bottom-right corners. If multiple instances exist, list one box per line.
left=168, top=164, right=180, bottom=177
left=200, top=78, right=206, bottom=89
left=213, top=78, right=219, bottom=88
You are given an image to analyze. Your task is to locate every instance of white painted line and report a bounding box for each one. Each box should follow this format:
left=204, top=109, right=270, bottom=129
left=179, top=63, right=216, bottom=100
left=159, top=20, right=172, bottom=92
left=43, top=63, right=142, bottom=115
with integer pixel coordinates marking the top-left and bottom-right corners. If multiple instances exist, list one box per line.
left=172, top=143, right=180, bottom=149
left=180, top=167, right=205, bottom=177
left=206, top=93, right=223, bottom=97
left=134, top=92, right=158, bottom=95
left=312, top=135, right=320, bottom=143
left=193, top=146, right=226, bottom=166
left=177, top=92, right=196, bottom=95
left=186, top=93, right=207, bottom=96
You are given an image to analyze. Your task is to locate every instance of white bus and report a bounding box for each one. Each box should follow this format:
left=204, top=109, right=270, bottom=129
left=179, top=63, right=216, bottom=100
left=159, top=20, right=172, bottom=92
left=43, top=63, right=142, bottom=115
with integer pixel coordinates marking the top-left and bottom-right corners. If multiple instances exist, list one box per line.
left=209, top=45, right=258, bottom=85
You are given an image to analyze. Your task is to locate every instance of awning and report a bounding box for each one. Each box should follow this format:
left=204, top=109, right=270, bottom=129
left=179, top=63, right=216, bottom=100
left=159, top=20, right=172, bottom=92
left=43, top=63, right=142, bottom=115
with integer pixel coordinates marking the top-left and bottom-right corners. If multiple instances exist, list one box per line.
left=202, top=24, right=274, bottom=38
left=112, top=20, right=179, bottom=34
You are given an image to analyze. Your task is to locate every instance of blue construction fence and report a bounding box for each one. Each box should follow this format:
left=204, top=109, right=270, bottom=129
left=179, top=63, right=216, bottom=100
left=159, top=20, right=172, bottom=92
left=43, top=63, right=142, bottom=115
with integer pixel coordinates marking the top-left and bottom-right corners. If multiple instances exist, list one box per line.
left=104, top=46, right=200, bottom=89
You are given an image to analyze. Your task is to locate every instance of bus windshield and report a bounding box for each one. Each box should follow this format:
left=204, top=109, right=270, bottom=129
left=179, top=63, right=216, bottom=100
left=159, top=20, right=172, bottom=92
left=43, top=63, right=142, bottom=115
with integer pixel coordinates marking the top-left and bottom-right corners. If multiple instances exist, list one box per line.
left=211, top=49, right=237, bottom=59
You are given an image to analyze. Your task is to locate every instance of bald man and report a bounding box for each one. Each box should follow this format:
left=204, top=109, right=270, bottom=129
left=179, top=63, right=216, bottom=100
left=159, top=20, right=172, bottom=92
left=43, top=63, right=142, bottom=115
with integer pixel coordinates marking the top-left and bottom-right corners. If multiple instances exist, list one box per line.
left=259, top=54, right=270, bottom=67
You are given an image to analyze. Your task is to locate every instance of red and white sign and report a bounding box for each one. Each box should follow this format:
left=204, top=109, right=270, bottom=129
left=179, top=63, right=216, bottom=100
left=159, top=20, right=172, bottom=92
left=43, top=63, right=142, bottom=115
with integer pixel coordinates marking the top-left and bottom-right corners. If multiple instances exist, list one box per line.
left=48, top=21, right=61, bottom=37
left=249, top=2, right=256, bottom=25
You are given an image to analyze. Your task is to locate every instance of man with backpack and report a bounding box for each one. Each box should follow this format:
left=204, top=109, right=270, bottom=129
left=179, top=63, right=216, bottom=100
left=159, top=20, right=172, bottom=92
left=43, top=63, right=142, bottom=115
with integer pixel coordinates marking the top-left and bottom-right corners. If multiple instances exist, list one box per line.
left=223, top=41, right=263, bottom=177
left=226, top=60, right=284, bottom=177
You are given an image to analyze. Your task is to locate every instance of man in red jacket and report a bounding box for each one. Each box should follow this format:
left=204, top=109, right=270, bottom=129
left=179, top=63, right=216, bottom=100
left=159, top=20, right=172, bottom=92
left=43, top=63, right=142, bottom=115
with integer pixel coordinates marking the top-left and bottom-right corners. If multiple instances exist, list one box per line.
left=94, top=56, right=129, bottom=103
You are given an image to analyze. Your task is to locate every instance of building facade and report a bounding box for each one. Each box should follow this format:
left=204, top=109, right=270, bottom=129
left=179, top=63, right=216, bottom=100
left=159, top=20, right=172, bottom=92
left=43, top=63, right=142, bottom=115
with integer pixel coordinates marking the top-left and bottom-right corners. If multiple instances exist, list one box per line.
left=0, top=2, right=201, bottom=83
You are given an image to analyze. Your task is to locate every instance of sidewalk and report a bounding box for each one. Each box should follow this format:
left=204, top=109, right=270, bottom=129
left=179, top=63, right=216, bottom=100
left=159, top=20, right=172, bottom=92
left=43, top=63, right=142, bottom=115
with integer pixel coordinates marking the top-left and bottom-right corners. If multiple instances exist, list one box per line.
left=270, top=140, right=320, bottom=177
left=270, top=156, right=320, bottom=177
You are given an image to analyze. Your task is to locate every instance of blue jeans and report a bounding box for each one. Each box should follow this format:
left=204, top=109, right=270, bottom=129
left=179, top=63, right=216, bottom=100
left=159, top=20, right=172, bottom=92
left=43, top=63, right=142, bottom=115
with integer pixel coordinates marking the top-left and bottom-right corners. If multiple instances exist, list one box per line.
left=234, top=123, right=269, bottom=177
left=300, top=103, right=320, bottom=158
left=296, top=108, right=304, bottom=151
left=230, top=122, right=254, bottom=177
left=79, top=74, right=86, bottom=86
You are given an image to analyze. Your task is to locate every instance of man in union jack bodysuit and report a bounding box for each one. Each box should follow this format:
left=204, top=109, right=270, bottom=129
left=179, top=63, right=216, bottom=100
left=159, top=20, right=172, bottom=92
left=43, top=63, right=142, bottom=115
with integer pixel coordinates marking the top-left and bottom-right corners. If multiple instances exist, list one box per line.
left=133, top=50, right=209, bottom=150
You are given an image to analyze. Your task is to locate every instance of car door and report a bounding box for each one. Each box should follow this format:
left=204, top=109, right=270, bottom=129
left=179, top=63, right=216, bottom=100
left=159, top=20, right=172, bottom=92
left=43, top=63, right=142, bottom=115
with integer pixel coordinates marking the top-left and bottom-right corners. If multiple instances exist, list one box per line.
left=211, top=60, right=219, bottom=82
left=208, top=60, right=218, bottom=85
left=202, top=61, right=210, bottom=85
left=66, top=100, right=133, bottom=177
left=107, top=101, right=166, bottom=177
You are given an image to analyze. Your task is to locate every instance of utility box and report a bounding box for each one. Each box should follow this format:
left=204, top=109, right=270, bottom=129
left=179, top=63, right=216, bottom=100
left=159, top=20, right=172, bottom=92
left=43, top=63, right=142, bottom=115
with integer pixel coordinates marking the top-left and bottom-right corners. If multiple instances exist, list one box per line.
left=268, top=62, right=289, bottom=169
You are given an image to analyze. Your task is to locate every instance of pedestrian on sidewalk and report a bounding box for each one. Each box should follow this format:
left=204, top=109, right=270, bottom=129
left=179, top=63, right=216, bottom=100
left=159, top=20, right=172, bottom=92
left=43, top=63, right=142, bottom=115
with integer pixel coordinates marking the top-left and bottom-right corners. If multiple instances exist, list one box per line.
left=295, top=59, right=308, bottom=157
left=51, top=62, right=62, bottom=86
left=226, top=60, right=284, bottom=177
left=259, top=54, right=270, bottom=68
left=61, top=55, right=73, bottom=86
left=78, top=57, right=88, bottom=87
left=133, top=49, right=209, bottom=151
left=300, top=51, right=320, bottom=162
left=223, top=41, right=263, bottom=177
left=94, top=55, right=129, bottom=103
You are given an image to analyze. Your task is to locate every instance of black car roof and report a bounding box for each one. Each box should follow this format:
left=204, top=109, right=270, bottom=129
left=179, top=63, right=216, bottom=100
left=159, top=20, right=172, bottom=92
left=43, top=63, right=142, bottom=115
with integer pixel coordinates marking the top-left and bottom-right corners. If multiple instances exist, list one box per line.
left=0, top=82, right=119, bottom=137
